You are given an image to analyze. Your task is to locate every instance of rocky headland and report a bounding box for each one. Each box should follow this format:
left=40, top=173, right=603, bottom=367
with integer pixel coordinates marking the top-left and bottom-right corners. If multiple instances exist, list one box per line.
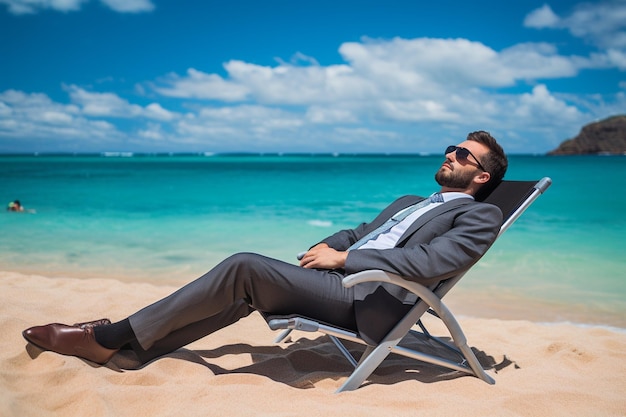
left=548, top=115, right=626, bottom=155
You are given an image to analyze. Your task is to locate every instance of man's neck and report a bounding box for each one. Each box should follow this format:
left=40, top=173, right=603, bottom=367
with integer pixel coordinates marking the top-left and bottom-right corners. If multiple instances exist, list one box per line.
left=439, top=186, right=475, bottom=197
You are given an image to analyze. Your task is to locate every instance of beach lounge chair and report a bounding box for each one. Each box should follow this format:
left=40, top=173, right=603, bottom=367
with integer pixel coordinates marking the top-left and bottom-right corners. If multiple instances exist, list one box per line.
left=266, top=177, right=552, bottom=392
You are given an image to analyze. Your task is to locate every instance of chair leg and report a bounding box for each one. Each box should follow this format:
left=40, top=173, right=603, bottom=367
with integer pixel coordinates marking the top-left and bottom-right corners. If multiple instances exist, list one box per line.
left=458, top=344, right=495, bottom=384
left=329, top=335, right=359, bottom=368
left=336, top=341, right=396, bottom=393
left=273, top=329, right=293, bottom=343
left=358, top=345, right=375, bottom=366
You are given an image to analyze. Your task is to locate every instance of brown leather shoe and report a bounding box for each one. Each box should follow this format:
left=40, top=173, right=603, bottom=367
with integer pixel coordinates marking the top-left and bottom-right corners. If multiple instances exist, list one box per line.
left=22, top=323, right=118, bottom=364
left=72, top=318, right=112, bottom=329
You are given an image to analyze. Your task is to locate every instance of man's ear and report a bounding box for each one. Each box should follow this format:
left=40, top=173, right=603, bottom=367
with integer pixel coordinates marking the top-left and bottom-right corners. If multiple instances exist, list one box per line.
left=475, top=171, right=491, bottom=185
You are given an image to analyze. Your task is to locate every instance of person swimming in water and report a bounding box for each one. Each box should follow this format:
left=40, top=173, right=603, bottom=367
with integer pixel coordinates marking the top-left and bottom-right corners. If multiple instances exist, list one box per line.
left=7, top=200, right=35, bottom=213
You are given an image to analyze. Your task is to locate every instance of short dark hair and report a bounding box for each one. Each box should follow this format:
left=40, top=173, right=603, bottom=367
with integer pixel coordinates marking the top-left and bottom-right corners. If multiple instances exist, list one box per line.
left=466, top=131, right=508, bottom=196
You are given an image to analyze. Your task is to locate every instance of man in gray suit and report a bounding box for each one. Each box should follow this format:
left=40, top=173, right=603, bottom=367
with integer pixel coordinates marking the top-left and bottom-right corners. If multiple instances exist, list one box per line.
left=22, top=131, right=508, bottom=365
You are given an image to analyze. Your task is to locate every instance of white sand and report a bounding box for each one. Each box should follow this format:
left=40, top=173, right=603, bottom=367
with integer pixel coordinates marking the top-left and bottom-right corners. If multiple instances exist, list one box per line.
left=2, top=271, right=625, bottom=417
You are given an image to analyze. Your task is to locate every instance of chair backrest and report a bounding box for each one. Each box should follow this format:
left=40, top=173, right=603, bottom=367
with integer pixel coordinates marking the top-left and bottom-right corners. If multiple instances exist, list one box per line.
left=431, top=177, right=552, bottom=299
left=482, top=177, right=552, bottom=237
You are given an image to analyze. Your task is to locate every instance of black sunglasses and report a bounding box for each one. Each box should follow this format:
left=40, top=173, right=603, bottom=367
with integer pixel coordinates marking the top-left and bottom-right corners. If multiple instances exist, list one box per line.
left=445, top=145, right=487, bottom=172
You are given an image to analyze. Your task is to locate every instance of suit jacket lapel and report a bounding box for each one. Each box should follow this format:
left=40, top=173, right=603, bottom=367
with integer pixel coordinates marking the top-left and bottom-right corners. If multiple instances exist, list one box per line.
left=396, top=198, right=473, bottom=246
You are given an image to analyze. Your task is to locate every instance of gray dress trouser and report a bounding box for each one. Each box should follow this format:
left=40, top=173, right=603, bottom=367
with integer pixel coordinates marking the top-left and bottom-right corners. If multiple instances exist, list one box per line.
left=127, top=252, right=359, bottom=362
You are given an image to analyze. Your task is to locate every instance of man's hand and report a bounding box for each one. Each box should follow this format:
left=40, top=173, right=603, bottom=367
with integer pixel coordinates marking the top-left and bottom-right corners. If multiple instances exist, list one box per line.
left=299, top=243, right=348, bottom=270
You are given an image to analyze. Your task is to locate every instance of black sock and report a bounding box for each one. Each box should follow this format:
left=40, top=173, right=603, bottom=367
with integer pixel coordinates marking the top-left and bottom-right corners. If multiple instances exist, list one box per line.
left=93, top=319, right=136, bottom=349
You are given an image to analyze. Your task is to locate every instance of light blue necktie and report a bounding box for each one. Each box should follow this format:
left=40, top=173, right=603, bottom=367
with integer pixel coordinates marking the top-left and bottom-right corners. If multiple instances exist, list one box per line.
left=348, top=193, right=443, bottom=250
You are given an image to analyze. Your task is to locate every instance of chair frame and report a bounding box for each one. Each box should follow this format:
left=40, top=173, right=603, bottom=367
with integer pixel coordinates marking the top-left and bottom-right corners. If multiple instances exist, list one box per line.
left=268, top=177, right=552, bottom=392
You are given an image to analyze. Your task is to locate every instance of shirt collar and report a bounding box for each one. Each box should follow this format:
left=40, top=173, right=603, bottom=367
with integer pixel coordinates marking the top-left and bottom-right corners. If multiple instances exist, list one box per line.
left=440, top=192, right=474, bottom=202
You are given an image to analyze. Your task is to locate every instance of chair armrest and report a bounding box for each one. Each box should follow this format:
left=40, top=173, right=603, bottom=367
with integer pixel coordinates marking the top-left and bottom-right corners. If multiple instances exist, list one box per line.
left=342, top=270, right=437, bottom=303
left=343, top=269, right=408, bottom=288
left=342, top=270, right=465, bottom=344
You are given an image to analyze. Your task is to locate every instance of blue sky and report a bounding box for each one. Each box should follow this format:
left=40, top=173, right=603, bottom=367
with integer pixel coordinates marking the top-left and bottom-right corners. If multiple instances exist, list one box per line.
left=1, top=0, right=625, bottom=154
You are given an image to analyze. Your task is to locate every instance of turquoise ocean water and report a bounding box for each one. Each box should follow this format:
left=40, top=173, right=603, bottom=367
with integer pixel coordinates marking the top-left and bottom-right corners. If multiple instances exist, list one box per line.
left=1, top=154, right=624, bottom=328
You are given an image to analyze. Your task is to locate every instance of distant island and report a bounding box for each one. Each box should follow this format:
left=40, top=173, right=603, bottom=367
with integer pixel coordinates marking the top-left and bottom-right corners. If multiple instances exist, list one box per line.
left=548, top=115, right=626, bottom=155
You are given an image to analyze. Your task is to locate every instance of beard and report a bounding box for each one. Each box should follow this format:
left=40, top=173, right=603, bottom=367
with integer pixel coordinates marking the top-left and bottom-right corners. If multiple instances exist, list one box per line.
left=435, top=166, right=478, bottom=189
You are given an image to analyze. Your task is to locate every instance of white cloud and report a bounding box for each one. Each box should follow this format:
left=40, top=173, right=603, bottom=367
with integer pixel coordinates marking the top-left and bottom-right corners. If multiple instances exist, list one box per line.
left=0, top=87, right=181, bottom=151
left=524, top=2, right=626, bottom=73
left=564, top=1, right=626, bottom=49
left=66, top=85, right=177, bottom=121
left=191, top=105, right=303, bottom=136
left=499, top=43, right=588, bottom=78
left=0, top=0, right=153, bottom=14
left=155, top=36, right=598, bottom=113
left=155, top=69, right=250, bottom=101
left=378, top=99, right=458, bottom=122
left=305, top=106, right=358, bottom=124
left=153, top=104, right=310, bottom=151
left=2, top=26, right=623, bottom=153
left=227, top=59, right=375, bottom=105
left=0, top=89, right=79, bottom=121
left=515, top=84, right=582, bottom=121
left=145, top=103, right=176, bottom=121
left=40, top=110, right=74, bottom=124
left=100, top=0, right=153, bottom=13
left=524, top=4, right=560, bottom=28
left=340, top=37, right=511, bottom=88
left=155, top=62, right=371, bottom=106
left=138, top=123, right=165, bottom=141
left=606, top=48, right=626, bottom=70
left=67, top=86, right=141, bottom=117
left=147, top=35, right=603, bottom=139
left=0, top=0, right=85, bottom=14
left=0, top=89, right=120, bottom=145
left=525, top=1, right=626, bottom=50
left=0, top=101, right=13, bottom=117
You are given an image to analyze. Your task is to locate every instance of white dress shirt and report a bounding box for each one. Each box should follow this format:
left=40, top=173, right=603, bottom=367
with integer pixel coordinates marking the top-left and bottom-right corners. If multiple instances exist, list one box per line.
left=357, top=192, right=473, bottom=250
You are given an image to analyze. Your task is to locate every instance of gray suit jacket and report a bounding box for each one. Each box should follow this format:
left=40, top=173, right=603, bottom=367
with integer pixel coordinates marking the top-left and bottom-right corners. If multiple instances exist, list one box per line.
left=321, top=195, right=502, bottom=343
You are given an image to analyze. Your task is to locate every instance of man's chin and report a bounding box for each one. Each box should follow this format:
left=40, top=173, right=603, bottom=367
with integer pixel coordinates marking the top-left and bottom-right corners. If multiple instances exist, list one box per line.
left=435, top=170, right=449, bottom=186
